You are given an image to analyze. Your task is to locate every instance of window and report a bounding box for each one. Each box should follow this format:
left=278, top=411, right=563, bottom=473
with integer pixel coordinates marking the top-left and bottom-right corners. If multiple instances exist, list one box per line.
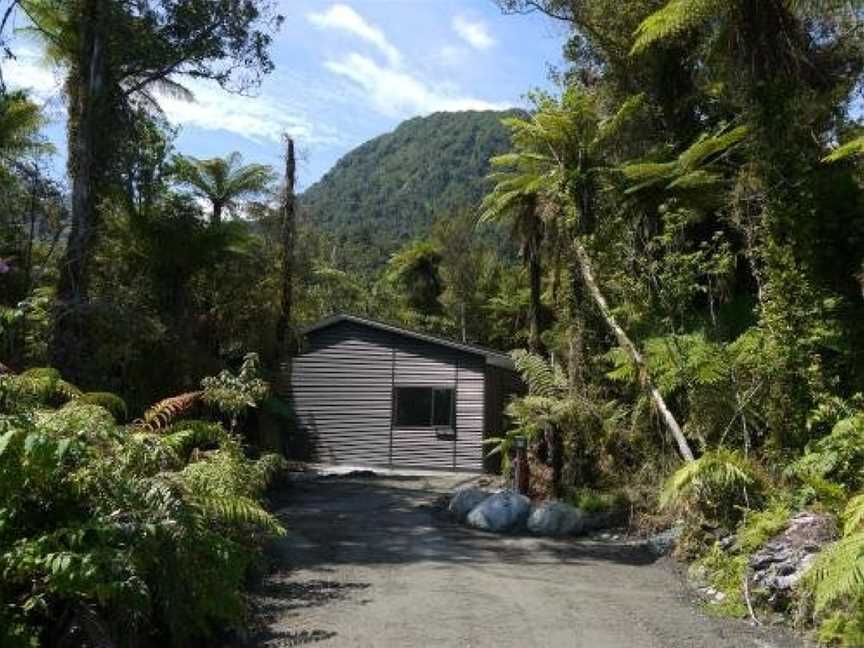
left=394, top=386, right=455, bottom=429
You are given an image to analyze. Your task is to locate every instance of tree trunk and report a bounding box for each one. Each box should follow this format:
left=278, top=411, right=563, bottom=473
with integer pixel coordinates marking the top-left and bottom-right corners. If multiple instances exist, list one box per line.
left=51, top=0, right=107, bottom=378
left=573, top=241, right=695, bottom=462
left=275, top=137, right=296, bottom=359
left=527, top=245, right=543, bottom=355
left=211, top=200, right=223, bottom=227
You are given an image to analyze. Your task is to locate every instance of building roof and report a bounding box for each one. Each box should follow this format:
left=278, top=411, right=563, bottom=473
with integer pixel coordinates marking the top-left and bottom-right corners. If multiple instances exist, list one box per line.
left=301, top=313, right=516, bottom=370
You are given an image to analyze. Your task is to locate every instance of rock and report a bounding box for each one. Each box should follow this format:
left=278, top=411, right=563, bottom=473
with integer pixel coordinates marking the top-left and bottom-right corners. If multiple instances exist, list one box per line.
left=582, top=510, right=617, bottom=533
left=748, top=511, right=837, bottom=609
left=466, top=490, right=531, bottom=533
left=448, top=486, right=490, bottom=522
left=647, top=526, right=683, bottom=557
left=527, top=502, right=585, bottom=536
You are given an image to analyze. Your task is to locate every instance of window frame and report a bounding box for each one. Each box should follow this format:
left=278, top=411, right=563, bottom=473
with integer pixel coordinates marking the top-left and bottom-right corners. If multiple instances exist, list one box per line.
left=392, top=384, right=456, bottom=433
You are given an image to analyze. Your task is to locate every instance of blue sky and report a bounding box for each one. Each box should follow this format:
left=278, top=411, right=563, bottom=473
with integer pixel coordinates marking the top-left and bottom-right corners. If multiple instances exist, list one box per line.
left=4, top=1, right=567, bottom=189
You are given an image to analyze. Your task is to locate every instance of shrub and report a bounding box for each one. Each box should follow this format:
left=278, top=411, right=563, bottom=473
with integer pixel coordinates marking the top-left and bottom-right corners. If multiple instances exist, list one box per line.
left=691, top=543, right=749, bottom=618
left=791, top=414, right=864, bottom=496
left=660, top=448, right=763, bottom=526
left=80, top=391, right=128, bottom=421
left=0, top=361, right=284, bottom=646
left=735, top=502, right=790, bottom=553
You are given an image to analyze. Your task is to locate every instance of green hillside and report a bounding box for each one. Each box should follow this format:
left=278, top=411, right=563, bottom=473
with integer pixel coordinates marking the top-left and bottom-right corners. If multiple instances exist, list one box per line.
left=299, top=109, right=518, bottom=271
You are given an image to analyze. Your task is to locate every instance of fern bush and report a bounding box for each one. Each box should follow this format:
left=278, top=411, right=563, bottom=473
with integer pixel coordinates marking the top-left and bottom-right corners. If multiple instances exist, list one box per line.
left=660, top=448, right=764, bottom=526
left=0, top=360, right=285, bottom=647
left=790, top=414, right=864, bottom=497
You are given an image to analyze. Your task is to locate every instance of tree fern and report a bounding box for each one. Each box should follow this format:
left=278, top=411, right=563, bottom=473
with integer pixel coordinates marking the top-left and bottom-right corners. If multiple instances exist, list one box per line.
left=623, top=125, right=748, bottom=196
left=660, top=448, right=760, bottom=523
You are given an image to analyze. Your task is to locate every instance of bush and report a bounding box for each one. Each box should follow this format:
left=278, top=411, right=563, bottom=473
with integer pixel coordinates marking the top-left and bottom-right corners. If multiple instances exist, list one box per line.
left=791, top=414, right=864, bottom=496
left=735, top=502, right=790, bottom=553
left=660, top=448, right=764, bottom=526
left=565, top=488, right=628, bottom=514
left=691, top=543, right=749, bottom=618
left=0, top=361, right=284, bottom=646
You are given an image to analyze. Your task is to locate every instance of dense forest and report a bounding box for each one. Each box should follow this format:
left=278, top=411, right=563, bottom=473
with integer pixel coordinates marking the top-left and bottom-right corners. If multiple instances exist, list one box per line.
left=300, top=109, right=516, bottom=272
left=1, top=0, right=864, bottom=646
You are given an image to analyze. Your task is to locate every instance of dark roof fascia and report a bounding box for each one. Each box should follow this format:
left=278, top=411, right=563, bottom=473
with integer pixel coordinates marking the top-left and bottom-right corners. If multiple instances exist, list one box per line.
left=300, top=314, right=516, bottom=370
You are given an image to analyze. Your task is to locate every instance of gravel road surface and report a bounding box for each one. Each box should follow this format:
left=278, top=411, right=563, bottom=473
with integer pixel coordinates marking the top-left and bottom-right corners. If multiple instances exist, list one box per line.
left=248, top=473, right=810, bottom=648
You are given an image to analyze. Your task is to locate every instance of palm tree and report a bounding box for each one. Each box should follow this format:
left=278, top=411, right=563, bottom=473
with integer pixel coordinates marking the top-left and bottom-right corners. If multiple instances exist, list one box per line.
left=487, top=88, right=696, bottom=463
left=173, top=152, right=275, bottom=226
left=479, top=136, right=547, bottom=354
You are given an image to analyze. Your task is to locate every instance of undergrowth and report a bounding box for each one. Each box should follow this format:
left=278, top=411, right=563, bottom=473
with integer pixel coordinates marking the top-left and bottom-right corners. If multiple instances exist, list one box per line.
left=0, top=353, right=285, bottom=647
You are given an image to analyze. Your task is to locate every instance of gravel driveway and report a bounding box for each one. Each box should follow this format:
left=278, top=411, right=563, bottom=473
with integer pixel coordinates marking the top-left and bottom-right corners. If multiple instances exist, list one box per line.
left=248, top=472, right=810, bottom=648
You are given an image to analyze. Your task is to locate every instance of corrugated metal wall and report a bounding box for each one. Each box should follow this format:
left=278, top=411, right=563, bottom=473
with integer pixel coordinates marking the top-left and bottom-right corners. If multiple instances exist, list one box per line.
left=286, top=320, right=489, bottom=471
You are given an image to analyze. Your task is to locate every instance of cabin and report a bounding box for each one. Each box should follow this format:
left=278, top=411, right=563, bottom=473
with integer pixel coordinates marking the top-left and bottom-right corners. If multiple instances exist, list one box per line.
left=281, top=314, right=522, bottom=472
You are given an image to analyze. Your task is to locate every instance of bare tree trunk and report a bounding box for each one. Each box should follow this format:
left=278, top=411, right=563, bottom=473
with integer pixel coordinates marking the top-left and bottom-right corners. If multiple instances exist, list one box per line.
left=275, top=137, right=296, bottom=359
left=211, top=200, right=223, bottom=227
left=52, top=0, right=106, bottom=378
left=573, top=241, right=695, bottom=462
left=527, top=245, right=543, bottom=355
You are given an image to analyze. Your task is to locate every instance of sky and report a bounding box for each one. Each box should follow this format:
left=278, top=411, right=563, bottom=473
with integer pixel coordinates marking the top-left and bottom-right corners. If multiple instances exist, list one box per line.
left=2, top=1, right=567, bottom=190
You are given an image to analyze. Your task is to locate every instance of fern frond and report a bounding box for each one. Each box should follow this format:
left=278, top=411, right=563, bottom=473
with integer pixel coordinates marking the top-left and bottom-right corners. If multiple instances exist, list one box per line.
left=198, top=495, right=285, bottom=537
left=823, top=135, right=864, bottom=163
left=660, top=448, right=756, bottom=513
left=161, top=420, right=226, bottom=456
left=810, top=531, right=864, bottom=612
left=845, top=494, right=864, bottom=536
left=677, top=126, right=748, bottom=171
left=511, top=350, right=566, bottom=397
left=631, top=0, right=726, bottom=54
left=137, top=392, right=202, bottom=431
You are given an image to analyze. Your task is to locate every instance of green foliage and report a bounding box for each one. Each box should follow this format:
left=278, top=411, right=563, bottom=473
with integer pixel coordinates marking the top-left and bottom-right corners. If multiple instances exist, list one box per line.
left=790, top=414, right=864, bottom=497
left=691, top=542, right=749, bottom=617
left=816, top=607, right=864, bottom=648
left=566, top=488, right=627, bottom=513
left=201, top=352, right=269, bottom=418
left=0, top=362, right=283, bottom=646
left=301, top=110, right=517, bottom=273
left=80, top=392, right=128, bottom=421
left=630, top=0, right=723, bottom=54
left=735, top=503, right=790, bottom=553
left=660, top=449, right=762, bottom=524
left=823, top=135, right=864, bottom=163
left=172, top=151, right=275, bottom=224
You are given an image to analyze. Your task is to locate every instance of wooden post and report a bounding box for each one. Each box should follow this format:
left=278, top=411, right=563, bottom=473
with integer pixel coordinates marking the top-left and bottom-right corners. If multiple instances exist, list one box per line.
left=513, top=435, right=529, bottom=495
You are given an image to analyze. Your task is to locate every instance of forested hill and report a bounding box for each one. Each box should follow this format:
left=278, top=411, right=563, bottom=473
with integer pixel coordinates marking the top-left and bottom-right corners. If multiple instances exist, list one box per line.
left=299, top=109, right=518, bottom=270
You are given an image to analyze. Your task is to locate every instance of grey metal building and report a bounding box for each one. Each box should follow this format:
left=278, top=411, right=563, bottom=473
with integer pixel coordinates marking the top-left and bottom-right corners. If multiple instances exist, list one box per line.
left=282, top=314, right=522, bottom=472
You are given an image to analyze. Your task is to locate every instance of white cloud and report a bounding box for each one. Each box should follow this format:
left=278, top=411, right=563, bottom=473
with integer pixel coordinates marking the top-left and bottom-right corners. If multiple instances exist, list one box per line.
left=307, top=4, right=401, bottom=67
left=156, top=79, right=343, bottom=146
left=4, top=49, right=341, bottom=146
left=2, top=49, right=63, bottom=99
left=452, top=16, right=495, bottom=51
left=324, top=53, right=508, bottom=118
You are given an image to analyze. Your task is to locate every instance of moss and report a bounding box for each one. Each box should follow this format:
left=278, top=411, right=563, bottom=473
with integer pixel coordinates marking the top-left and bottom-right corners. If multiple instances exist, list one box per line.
left=735, top=502, right=790, bottom=553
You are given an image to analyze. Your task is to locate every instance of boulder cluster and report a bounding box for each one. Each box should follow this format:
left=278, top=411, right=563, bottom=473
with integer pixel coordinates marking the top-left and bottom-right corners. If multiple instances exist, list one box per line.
left=448, top=486, right=614, bottom=537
